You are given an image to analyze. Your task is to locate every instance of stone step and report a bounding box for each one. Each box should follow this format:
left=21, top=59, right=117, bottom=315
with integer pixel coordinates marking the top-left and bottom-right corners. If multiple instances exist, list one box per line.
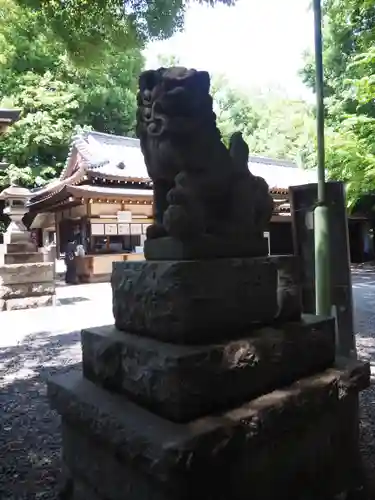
left=4, top=233, right=31, bottom=244
left=6, top=242, right=37, bottom=253
left=0, top=281, right=55, bottom=300
left=0, top=262, right=54, bottom=285
left=4, top=252, right=44, bottom=265
left=82, top=315, right=336, bottom=422
left=1, top=294, right=55, bottom=311
left=48, top=359, right=370, bottom=500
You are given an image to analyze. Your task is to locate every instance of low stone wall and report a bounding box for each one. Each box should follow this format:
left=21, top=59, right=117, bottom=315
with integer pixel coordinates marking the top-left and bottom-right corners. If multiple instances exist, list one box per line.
left=0, top=262, right=55, bottom=311
left=48, top=359, right=370, bottom=500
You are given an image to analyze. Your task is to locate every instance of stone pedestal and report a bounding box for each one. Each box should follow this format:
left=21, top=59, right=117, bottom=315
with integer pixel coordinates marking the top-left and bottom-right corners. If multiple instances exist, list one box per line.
left=48, top=255, right=370, bottom=499
left=0, top=185, right=55, bottom=311
left=289, top=181, right=355, bottom=358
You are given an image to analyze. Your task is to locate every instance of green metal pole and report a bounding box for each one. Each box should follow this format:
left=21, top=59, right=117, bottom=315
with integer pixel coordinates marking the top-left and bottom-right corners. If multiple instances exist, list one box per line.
left=313, top=0, right=331, bottom=316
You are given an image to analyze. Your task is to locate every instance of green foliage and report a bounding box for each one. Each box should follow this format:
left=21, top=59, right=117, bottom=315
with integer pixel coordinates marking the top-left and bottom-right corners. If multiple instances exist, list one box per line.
left=301, top=0, right=375, bottom=207
left=211, top=76, right=317, bottom=168
left=211, top=75, right=261, bottom=145
left=13, top=0, right=236, bottom=59
left=0, top=0, right=143, bottom=188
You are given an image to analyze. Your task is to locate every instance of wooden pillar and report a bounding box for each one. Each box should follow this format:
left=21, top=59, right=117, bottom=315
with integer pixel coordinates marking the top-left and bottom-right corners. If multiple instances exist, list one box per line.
left=55, top=212, right=61, bottom=256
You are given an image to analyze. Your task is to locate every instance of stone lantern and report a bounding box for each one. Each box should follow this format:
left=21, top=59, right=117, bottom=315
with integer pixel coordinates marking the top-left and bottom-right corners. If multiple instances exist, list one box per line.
left=0, top=184, right=32, bottom=244
left=0, top=183, right=56, bottom=312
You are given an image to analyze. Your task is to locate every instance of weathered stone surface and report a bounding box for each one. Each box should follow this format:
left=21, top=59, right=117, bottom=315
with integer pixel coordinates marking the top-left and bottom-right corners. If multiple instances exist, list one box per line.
left=82, top=315, right=336, bottom=422
left=73, top=479, right=102, bottom=500
left=112, top=257, right=278, bottom=344
left=0, top=262, right=54, bottom=285
left=136, top=67, right=273, bottom=257
left=4, top=252, right=43, bottom=265
left=5, top=294, right=55, bottom=311
left=64, top=425, right=167, bottom=500
left=144, top=235, right=268, bottom=260
left=48, top=359, right=370, bottom=500
left=272, top=255, right=302, bottom=321
left=0, top=281, right=55, bottom=300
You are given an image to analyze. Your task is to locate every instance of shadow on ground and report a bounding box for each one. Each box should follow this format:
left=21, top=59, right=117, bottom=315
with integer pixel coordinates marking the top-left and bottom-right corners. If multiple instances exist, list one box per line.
left=0, top=330, right=81, bottom=500
left=1, top=300, right=375, bottom=499
left=57, top=296, right=90, bottom=306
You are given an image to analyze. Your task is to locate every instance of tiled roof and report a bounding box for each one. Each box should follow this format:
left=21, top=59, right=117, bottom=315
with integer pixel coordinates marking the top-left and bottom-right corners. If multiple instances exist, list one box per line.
left=82, top=131, right=316, bottom=189
left=28, top=170, right=83, bottom=201
left=47, top=130, right=316, bottom=196
left=60, top=131, right=148, bottom=181
left=248, top=157, right=316, bottom=190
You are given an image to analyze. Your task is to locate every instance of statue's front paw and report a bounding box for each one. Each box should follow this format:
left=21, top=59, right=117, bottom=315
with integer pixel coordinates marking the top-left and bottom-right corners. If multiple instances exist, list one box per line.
left=146, top=223, right=168, bottom=239
left=163, top=205, right=203, bottom=240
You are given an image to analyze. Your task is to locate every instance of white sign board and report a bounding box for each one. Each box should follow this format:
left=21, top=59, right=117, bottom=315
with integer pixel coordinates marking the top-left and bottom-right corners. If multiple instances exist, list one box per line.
left=118, top=223, right=131, bottom=235
left=131, top=224, right=142, bottom=235
left=117, top=211, right=132, bottom=222
left=91, top=223, right=104, bottom=235
left=263, top=231, right=271, bottom=256
left=105, top=224, right=117, bottom=235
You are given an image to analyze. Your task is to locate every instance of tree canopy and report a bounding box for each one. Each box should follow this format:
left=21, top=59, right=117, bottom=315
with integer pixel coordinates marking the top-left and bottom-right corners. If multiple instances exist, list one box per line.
left=13, top=0, right=236, bottom=59
left=0, top=0, right=317, bottom=194
left=153, top=59, right=317, bottom=167
left=0, top=0, right=143, bottom=188
left=301, top=0, right=375, bottom=207
left=212, top=75, right=316, bottom=168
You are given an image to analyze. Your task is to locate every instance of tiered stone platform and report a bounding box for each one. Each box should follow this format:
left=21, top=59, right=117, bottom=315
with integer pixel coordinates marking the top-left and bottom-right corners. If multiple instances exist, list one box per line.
left=0, top=233, right=55, bottom=312
left=0, top=184, right=55, bottom=311
left=48, top=255, right=370, bottom=500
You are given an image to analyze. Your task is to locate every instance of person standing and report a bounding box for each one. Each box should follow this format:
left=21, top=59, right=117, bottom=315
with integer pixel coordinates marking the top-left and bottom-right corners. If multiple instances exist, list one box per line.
left=64, top=239, right=78, bottom=284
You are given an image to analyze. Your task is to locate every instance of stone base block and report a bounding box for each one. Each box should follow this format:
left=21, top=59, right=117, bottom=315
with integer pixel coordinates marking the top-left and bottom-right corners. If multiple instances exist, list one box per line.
left=273, top=254, right=302, bottom=321
left=6, top=242, right=37, bottom=253
left=73, top=479, right=102, bottom=500
left=4, top=252, right=43, bottom=265
left=48, top=359, right=370, bottom=500
left=82, top=315, right=335, bottom=422
left=144, top=235, right=268, bottom=260
left=112, top=257, right=278, bottom=344
left=3, top=294, right=55, bottom=311
left=0, top=262, right=54, bottom=285
left=0, top=281, right=55, bottom=300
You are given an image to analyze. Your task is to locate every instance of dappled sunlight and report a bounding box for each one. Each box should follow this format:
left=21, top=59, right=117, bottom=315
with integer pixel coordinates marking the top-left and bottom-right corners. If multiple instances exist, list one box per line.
left=0, top=282, right=114, bottom=497
left=0, top=333, right=81, bottom=498
left=0, top=330, right=81, bottom=386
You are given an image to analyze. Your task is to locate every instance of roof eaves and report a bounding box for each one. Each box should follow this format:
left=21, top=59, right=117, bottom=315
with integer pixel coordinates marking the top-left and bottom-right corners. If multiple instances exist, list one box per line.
left=86, top=131, right=140, bottom=149
left=0, top=108, right=21, bottom=124
left=248, top=155, right=297, bottom=168
left=29, top=169, right=84, bottom=204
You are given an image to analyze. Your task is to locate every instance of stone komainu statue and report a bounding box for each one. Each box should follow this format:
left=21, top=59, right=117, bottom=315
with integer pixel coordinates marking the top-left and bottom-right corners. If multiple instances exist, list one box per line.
left=136, top=66, right=274, bottom=254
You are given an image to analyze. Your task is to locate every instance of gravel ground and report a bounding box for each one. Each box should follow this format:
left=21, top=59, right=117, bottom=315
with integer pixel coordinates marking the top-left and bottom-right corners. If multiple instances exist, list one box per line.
left=0, top=329, right=81, bottom=499
left=1, top=274, right=375, bottom=499
left=352, top=268, right=375, bottom=495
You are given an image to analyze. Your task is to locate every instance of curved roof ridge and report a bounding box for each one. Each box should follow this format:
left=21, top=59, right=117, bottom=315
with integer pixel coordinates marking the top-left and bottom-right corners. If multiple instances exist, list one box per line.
left=73, top=134, right=105, bottom=168
left=86, top=131, right=140, bottom=148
